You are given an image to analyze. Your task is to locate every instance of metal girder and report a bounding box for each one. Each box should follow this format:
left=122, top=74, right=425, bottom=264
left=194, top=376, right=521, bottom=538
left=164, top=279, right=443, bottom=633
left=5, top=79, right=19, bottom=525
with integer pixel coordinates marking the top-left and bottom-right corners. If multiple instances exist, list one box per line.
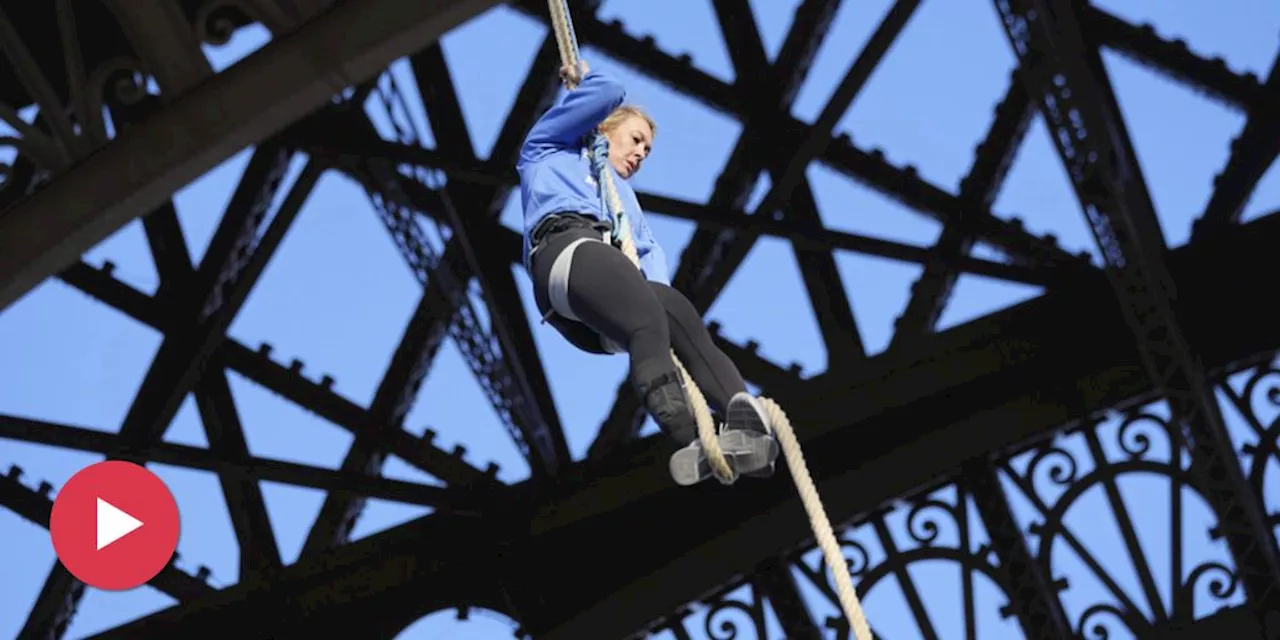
left=0, top=415, right=477, bottom=510
left=112, top=143, right=297, bottom=580
left=296, top=281, right=456, bottom=555
left=709, top=328, right=803, bottom=394
left=407, top=43, right=568, bottom=471
left=193, top=367, right=283, bottom=575
left=342, top=87, right=565, bottom=485
left=0, top=466, right=216, bottom=615
left=85, top=513, right=513, bottom=639
left=85, top=212, right=1280, bottom=640
left=293, top=84, right=498, bottom=553
left=752, top=557, right=824, bottom=639
left=301, top=129, right=1079, bottom=291
left=15, top=122, right=297, bottom=637
left=1194, top=53, right=1280, bottom=237
left=1082, top=6, right=1269, bottom=111
left=993, top=1, right=1280, bottom=634
left=304, top=6, right=597, bottom=482
left=646, top=192, right=1063, bottom=285
left=712, top=0, right=863, bottom=365
left=50, top=259, right=504, bottom=489
left=891, top=70, right=1036, bottom=348
left=290, top=100, right=1087, bottom=285
left=99, top=1, right=212, bottom=96
left=964, top=459, right=1071, bottom=639
left=0, top=0, right=503, bottom=312
left=293, top=13, right=593, bottom=502
left=729, top=0, right=922, bottom=244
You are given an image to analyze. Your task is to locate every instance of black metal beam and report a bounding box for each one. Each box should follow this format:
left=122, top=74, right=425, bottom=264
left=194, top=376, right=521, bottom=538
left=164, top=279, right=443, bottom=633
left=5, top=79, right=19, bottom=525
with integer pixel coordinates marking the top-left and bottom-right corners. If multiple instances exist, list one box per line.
left=164, top=148, right=315, bottom=581
left=0, top=415, right=478, bottom=510
left=16, top=137, right=298, bottom=637
left=347, top=94, right=562, bottom=481
left=890, top=70, right=1036, bottom=348
left=735, top=0, right=923, bottom=237
left=303, top=132, right=1077, bottom=291
left=18, top=565, right=86, bottom=640
left=183, top=159, right=325, bottom=578
left=295, top=97, right=1087, bottom=284
left=711, top=0, right=865, bottom=366
left=1193, top=52, right=1280, bottom=237
left=709, top=325, right=804, bottom=396
left=139, top=203, right=196, bottom=296
left=408, top=43, right=569, bottom=470
left=306, top=2, right=602, bottom=477
left=194, top=368, right=283, bottom=577
left=51, top=258, right=504, bottom=490
left=964, top=458, right=1071, bottom=639
left=298, top=275, right=458, bottom=555
left=0, top=466, right=216, bottom=610
left=752, top=557, right=823, bottom=639
left=1082, top=6, right=1270, bottom=111
left=0, top=0, right=504, bottom=312
left=993, top=1, right=1280, bottom=634
left=219, top=340, right=503, bottom=488
left=316, top=13, right=604, bottom=490
left=85, top=211, right=1280, bottom=640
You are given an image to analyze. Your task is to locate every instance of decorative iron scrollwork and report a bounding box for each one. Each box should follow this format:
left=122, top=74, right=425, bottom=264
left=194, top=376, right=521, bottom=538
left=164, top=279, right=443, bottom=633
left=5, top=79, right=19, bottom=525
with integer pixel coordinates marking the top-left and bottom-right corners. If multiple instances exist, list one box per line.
left=193, top=0, right=258, bottom=46
left=643, top=583, right=769, bottom=640
left=701, top=584, right=769, bottom=640
left=787, top=484, right=1017, bottom=639
left=633, top=355, right=1277, bottom=639
left=1078, top=602, right=1144, bottom=640
left=1220, top=361, right=1280, bottom=506
left=0, top=0, right=152, bottom=205
left=1001, top=403, right=1246, bottom=636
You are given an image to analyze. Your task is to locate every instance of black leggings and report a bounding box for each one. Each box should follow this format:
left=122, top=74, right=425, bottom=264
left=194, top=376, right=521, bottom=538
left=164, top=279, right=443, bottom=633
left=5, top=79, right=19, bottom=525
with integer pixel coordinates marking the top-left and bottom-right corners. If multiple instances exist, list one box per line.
left=529, top=214, right=747, bottom=437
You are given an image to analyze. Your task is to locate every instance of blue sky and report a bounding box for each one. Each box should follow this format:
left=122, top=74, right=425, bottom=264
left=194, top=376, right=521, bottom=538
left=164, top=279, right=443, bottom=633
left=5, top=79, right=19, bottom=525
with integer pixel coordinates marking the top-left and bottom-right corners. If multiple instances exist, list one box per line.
left=1, top=0, right=1278, bottom=638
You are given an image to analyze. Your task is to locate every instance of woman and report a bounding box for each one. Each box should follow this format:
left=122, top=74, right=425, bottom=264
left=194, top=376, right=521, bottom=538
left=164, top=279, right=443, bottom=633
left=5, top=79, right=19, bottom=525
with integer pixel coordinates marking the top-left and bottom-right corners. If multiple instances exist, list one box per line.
left=517, top=60, right=779, bottom=486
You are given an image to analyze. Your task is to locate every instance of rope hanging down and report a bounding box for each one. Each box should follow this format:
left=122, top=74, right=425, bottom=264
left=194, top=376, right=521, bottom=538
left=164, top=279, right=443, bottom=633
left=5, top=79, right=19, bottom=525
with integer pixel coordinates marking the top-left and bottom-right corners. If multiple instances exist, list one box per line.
left=545, top=2, right=873, bottom=637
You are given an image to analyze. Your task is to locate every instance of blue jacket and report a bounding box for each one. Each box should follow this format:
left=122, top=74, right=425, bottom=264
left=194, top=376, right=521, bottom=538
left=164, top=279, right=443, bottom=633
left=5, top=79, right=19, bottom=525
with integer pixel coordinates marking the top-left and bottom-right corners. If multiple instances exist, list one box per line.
left=517, top=71, right=671, bottom=286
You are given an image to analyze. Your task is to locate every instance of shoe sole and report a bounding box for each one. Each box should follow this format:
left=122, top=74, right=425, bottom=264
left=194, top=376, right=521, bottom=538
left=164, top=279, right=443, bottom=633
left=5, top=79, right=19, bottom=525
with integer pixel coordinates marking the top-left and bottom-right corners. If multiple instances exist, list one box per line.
left=726, top=395, right=771, bottom=437
left=720, top=430, right=779, bottom=478
left=726, top=395, right=778, bottom=478
left=669, top=444, right=712, bottom=486
left=669, top=430, right=779, bottom=486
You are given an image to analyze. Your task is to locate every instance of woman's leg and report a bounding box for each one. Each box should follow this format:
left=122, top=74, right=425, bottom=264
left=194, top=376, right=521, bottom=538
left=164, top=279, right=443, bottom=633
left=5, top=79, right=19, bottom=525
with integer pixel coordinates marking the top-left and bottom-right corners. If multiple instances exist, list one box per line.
left=650, top=282, right=779, bottom=479
left=530, top=219, right=698, bottom=447
left=646, top=283, right=745, bottom=412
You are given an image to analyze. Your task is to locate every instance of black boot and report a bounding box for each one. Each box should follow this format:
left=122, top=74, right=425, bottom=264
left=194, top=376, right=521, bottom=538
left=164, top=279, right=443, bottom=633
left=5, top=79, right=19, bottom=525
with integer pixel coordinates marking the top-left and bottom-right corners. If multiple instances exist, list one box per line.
left=633, top=369, right=709, bottom=485
left=634, top=369, right=697, bottom=444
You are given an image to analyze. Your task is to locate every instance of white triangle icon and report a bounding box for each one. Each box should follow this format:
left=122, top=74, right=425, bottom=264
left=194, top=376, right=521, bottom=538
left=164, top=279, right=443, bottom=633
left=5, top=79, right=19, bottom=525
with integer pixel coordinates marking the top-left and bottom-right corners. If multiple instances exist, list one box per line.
left=97, top=497, right=143, bottom=550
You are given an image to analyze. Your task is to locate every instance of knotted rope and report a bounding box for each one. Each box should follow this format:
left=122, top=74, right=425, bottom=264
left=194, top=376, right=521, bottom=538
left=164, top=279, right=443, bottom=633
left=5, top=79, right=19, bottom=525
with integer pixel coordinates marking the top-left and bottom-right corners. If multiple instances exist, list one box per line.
left=545, top=2, right=873, bottom=637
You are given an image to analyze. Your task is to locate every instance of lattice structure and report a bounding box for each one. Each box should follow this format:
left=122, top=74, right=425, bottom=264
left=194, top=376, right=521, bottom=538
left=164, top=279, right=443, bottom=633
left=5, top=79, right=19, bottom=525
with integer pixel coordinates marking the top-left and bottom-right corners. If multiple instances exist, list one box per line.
left=1, top=0, right=1278, bottom=639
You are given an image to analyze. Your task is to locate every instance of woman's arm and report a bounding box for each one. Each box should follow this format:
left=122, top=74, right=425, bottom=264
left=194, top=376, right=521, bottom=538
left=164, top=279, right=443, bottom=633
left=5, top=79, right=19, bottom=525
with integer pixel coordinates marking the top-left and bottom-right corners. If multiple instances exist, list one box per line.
left=520, top=68, right=625, bottom=160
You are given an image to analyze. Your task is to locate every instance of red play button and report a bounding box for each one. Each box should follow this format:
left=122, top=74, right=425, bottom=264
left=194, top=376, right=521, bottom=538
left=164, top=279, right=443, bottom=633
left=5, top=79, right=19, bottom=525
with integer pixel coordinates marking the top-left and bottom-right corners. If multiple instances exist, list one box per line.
left=50, top=460, right=181, bottom=590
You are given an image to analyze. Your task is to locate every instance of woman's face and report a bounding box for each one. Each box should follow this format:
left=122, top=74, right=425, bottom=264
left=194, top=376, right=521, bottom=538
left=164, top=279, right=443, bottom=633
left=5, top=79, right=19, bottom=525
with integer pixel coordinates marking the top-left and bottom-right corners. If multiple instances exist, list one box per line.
left=605, top=115, right=654, bottom=179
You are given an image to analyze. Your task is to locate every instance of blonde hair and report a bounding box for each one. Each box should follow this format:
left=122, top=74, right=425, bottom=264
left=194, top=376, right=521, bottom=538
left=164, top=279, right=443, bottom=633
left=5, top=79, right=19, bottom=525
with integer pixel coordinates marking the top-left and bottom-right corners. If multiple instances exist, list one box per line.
left=599, top=104, right=656, bottom=137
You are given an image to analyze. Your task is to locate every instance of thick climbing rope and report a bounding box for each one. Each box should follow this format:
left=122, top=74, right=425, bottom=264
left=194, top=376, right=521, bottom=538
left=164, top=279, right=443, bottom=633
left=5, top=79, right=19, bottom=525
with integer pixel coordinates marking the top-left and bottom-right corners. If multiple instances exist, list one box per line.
left=545, top=3, right=872, bottom=637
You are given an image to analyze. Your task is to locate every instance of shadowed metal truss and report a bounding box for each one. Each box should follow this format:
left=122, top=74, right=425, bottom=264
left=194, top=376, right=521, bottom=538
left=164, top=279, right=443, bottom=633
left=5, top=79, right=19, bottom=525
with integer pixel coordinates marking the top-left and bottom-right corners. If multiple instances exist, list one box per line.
left=0, top=0, right=1277, bottom=638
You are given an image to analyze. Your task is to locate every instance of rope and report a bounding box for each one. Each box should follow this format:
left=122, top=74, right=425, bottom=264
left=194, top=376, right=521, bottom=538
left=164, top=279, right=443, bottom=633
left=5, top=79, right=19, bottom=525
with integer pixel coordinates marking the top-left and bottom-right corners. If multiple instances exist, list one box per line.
left=545, top=3, right=873, bottom=638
